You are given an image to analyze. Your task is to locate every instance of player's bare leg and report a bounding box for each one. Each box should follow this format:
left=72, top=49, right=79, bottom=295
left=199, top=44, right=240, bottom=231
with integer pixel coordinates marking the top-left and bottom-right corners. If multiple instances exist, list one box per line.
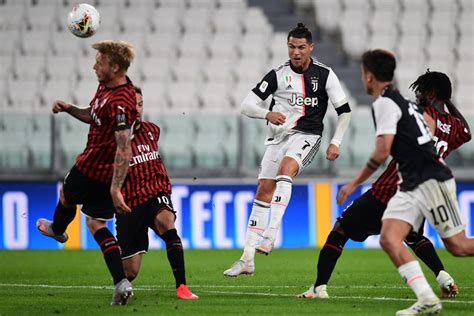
left=123, top=254, right=144, bottom=282
left=224, top=179, right=274, bottom=276
left=153, top=209, right=198, bottom=300
left=380, top=219, right=441, bottom=315
left=257, top=157, right=298, bottom=255
left=442, top=230, right=474, bottom=256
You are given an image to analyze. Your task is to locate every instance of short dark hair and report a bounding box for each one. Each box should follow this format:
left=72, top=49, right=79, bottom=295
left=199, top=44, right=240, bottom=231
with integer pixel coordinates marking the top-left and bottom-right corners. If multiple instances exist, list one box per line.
left=134, top=85, right=142, bottom=95
left=409, top=69, right=452, bottom=100
left=287, top=22, right=312, bottom=43
left=361, top=49, right=396, bottom=81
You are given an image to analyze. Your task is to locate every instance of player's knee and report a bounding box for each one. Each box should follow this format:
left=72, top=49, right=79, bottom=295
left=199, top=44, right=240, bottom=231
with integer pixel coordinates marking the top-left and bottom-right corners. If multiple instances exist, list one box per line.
left=59, top=187, right=73, bottom=208
left=86, top=217, right=105, bottom=234
left=332, top=222, right=347, bottom=237
left=379, top=233, right=395, bottom=251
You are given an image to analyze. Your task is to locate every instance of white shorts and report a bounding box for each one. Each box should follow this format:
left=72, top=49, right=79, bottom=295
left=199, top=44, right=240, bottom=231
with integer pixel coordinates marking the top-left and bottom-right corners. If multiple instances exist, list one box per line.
left=382, top=178, right=466, bottom=238
left=258, top=133, right=321, bottom=179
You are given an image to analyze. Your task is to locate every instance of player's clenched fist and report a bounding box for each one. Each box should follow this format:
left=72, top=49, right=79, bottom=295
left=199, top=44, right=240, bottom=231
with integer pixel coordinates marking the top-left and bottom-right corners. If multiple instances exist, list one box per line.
left=265, top=111, right=286, bottom=125
left=52, top=100, right=71, bottom=113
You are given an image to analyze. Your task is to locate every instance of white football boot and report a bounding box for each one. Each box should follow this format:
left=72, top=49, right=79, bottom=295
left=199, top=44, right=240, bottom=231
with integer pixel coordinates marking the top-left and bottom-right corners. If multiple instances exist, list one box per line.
left=395, top=298, right=442, bottom=315
left=296, top=284, right=329, bottom=299
left=255, top=236, right=275, bottom=256
left=436, top=270, right=459, bottom=298
left=223, top=260, right=255, bottom=277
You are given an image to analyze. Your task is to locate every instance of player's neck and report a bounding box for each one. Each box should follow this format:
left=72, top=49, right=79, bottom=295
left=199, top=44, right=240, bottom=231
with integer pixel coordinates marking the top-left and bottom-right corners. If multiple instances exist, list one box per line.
left=103, top=75, right=127, bottom=88
left=431, top=100, right=446, bottom=114
left=290, top=58, right=311, bottom=73
left=372, top=82, right=391, bottom=98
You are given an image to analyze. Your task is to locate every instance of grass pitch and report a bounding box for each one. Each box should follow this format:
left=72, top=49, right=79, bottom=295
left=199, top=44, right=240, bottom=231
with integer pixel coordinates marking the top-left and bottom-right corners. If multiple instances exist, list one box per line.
left=0, top=249, right=473, bottom=315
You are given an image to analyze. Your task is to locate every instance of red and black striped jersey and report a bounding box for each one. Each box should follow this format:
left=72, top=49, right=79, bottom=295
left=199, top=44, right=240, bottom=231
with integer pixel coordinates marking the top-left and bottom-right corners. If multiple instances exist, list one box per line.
left=75, top=78, right=137, bottom=183
left=122, top=121, right=171, bottom=208
left=424, top=106, right=472, bottom=158
left=371, top=105, right=471, bottom=204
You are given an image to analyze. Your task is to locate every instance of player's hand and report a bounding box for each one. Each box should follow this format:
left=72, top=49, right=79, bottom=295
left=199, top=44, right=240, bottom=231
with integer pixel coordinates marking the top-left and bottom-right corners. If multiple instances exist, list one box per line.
left=266, top=112, right=286, bottom=125
left=337, top=182, right=357, bottom=205
left=110, top=189, right=131, bottom=214
left=52, top=100, right=71, bottom=114
left=326, top=144, right=340, bottom=161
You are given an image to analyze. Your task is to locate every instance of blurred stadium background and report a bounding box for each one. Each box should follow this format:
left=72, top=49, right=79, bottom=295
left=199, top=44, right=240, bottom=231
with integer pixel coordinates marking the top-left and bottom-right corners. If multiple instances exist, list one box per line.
left=0, top=0, right=473, bottom=252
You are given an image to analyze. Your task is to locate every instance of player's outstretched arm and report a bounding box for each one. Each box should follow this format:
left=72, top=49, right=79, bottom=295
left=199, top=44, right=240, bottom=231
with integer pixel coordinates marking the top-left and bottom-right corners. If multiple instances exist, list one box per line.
left=110, top=128, right=132, bottom=214
left=52, top=100, right=92, bottom=124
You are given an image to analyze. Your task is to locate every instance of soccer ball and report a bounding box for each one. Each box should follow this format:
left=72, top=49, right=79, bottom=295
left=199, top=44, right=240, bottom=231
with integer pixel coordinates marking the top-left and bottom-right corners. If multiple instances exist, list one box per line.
left=67, top=4, right=100, bottom=38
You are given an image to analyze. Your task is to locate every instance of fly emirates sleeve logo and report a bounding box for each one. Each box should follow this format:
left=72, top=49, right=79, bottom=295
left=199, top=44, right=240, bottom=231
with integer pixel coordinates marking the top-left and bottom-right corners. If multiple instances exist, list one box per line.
left=129, top=144, right=159, bottom=167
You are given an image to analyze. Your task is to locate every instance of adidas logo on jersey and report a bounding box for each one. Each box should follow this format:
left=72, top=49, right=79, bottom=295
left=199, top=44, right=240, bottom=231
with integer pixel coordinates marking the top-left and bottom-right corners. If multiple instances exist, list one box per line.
left=288, top=93, right=319, bottom=107
left=286, top=84, right=293, bottom=90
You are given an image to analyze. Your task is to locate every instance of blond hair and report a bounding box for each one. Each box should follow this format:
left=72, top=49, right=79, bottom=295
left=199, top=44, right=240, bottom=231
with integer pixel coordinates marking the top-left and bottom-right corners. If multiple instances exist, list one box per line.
left=92, top=40, right=135, bottom=73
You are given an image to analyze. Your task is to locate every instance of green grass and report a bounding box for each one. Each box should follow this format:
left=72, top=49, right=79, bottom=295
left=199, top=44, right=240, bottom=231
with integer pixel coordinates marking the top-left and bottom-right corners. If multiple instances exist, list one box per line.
left=0, top=249, right=472, bottom=315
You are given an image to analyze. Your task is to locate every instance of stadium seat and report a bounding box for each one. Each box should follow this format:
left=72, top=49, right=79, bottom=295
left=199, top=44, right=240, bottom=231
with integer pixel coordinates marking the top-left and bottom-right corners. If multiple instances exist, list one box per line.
left=144, top=32, right=180, bottom=58
left=42, top=80, right=73, bottom=107
left=171, top=56, right=204, bottom=83
left=166, top=82, right=200, bottom=112
left=203, top=57, right=234, bottom=83
left=350, top=107, right=376, bottom=168
left=58, top=114, right=89, bottom=167
left=181, top=7, right=212, bottom=35
left=154, top=113, right=196, bottom=168
left=45, top=55, right=76, bottom=81
left=193, top=115, right=238, bottom=168
left=25, top=3, right=57, bottom=31
left=12, top=55, right=46, bottom=81
left=29, top=112, right=52, bottom=168
left=198, top=82, right=233, bottom=114
left=140, top=80, right=170, bottom=114
left=211, top=8, right=243, bottom=35
left=6, top=79, right=41, bottom=109
left=207, top=33, right=240, bottom=60
left=312, top=0, right=342, bottom=33
left=178, top=33, right=208, bottom=59
left=240, top=116, right=267, bottom=168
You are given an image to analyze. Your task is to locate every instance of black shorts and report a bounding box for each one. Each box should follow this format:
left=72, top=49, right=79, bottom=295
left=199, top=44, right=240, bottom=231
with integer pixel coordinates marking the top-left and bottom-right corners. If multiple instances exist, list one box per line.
left=116, top=192, right=175, bottom=259
left=62, top=165, right=115, bottom=220
left=337, top=189, right=387, bottom=242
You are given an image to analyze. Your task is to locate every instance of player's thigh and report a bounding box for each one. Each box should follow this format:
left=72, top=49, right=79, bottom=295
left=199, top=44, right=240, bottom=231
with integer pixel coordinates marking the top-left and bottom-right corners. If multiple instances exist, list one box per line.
left=116, top=202, right=150, bottom=259
left=63, top=166, right=115, bottom=220
left=258, top=143, right=284, bottom=180
left=337, top=190, right=386, bottom=242
left=382, top=190, right=424, bottom=234
left=418, top=178, right=466, bottom=239
left=148, top=193, right=177, bottom=235
left=284, top=133, right=321, bottom=175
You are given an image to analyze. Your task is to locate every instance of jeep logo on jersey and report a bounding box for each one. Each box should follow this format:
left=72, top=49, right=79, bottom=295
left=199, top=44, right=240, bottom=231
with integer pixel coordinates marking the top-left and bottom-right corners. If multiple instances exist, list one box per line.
left=288, top=93, right=319, bottom=107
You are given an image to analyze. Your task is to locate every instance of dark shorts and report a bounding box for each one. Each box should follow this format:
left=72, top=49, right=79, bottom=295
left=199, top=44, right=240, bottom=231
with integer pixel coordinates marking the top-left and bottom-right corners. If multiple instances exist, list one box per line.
left=337, top=189, right=387, bottom=242
left=116, top=192, right=175, bottom=259
left=62, top=165, right=115, bottom=220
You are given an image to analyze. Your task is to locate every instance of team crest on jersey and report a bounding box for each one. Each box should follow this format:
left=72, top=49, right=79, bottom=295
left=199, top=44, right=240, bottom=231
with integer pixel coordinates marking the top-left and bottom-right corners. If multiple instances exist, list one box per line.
left=148, top=132, right=154, bottom=140
left=311, top=78, right=318, bottom=92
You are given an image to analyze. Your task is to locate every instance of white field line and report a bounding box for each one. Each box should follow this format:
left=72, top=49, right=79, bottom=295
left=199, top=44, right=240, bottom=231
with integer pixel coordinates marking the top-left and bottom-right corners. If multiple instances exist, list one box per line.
left=0, top=283, right=473, bottom=305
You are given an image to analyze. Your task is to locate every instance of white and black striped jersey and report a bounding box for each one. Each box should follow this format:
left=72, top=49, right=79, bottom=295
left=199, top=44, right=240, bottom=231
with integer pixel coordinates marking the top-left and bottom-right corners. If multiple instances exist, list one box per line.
left=252, top=59, right=348, bottom=144
left=372, top=85, right=452, bottom=191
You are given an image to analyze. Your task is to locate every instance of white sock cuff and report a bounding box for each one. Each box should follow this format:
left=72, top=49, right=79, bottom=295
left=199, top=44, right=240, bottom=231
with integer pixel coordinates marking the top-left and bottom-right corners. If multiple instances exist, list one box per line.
left=398, top=260, right=421, bottom=274
left=253, top=199, right=270, bottom=208
left=276, top=175, right=293, bottom=183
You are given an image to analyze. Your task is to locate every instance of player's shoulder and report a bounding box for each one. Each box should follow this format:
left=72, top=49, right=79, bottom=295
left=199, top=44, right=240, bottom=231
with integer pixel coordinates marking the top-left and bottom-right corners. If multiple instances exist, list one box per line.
left=311, top=59, right=332, bottom=71
left=142, top=120, right=160, bottom=131
left=273, top=60, right=291, bottom=73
